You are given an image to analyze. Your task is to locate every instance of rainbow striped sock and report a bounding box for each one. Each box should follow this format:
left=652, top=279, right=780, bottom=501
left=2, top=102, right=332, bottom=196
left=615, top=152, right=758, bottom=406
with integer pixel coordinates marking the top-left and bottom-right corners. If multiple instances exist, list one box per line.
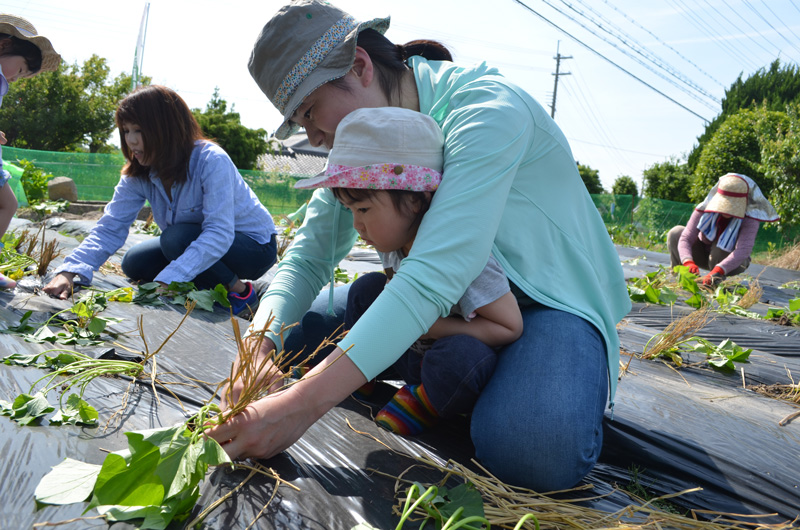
left=376, top=384, right=439, bottom=436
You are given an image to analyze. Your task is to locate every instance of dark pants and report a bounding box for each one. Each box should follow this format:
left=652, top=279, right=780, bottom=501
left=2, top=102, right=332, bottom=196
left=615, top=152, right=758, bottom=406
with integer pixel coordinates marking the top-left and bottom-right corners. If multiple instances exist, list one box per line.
left=121, top=223, right=277, bottom=289
left=344, top=272, right=497, bottom=418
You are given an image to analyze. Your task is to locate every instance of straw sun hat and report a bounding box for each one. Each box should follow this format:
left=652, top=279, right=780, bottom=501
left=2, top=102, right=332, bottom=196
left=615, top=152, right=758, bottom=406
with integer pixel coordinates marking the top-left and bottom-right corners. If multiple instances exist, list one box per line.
left=248, top=0, right=390, bottom=140
left=703, top=173, right=749, bottom=219
left=0, top=13, right=60, bottom=73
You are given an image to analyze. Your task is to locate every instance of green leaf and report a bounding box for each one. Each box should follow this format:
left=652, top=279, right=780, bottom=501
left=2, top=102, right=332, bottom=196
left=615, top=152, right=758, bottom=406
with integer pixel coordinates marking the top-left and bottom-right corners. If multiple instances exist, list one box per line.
left=2, top=351, right=42, bottom=366
left=438, top=483, right=484, bottom=520
left=1, top=310, right=37, bottom=334
left=87, top=316, right=107, bottom=335
left=211, top=283, right=230, bottom=307
left=685, top=293, right=705, bottom=309
left=87, top=448, right=165, bottom=510
left=49, top=394, right=99, bottom=426
left=658, top=287, right=678, bottom=306
left=35, top=458, right=101, bottom=505
left=186, top=289, right=217, bottom=312
left=789, top=297, right=800, bottom=312
left=7, top=392, right=55, bottom=425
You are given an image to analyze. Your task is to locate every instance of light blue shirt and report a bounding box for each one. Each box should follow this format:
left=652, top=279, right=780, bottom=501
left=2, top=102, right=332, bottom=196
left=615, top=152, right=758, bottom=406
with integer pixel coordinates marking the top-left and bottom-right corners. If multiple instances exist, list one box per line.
left=0, top=63, right=8, bottom=177
left=251, top=58, right=630, bottom=404
left=56, top=141, right=276, bottom=285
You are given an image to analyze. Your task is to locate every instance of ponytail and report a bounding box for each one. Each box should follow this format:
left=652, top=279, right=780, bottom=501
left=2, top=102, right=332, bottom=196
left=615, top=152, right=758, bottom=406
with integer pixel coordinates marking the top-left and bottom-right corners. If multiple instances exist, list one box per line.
left=344, top=28, right=452, bottom=103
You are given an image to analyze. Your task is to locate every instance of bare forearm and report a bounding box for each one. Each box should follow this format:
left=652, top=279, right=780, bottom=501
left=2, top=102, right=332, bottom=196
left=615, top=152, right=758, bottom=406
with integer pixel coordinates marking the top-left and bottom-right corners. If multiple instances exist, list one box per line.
left=426, top=314, right=519, bottom=347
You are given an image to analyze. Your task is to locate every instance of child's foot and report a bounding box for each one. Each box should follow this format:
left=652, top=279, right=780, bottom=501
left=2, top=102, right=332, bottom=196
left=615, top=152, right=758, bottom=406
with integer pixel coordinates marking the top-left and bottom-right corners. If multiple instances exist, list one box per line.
left=0, top=272, right=16, bottom=290
left=375, top=384, right=439, bottom=436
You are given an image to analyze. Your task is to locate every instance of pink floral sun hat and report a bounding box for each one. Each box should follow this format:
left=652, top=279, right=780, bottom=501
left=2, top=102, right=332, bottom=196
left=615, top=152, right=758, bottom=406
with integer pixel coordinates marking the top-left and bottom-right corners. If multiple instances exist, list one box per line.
left=294, top=107, right=443, bottom=192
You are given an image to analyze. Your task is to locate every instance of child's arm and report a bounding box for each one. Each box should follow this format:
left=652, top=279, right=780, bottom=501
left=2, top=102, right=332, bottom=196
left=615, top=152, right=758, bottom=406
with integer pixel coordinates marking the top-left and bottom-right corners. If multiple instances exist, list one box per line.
left=422, top=291, right=523, bottom=348
left=0, top=182, right=18, bottom=238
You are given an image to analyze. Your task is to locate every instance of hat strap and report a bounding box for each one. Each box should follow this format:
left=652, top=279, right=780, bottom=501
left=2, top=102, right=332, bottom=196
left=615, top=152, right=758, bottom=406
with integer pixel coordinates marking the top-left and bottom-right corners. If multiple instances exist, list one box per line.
left=273, top=14, right=358, bottom=113
left=717, top=189, right=747, bottom=198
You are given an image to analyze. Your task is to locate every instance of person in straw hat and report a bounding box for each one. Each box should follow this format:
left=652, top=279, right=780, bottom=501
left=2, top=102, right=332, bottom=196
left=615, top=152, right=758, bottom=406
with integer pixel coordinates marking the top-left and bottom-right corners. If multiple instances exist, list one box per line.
left=209, top=0, right=630, bottom=492
left=667, top=173, right=779, bottom=286
left=295, top=106, right=523, bottom=437
left=0, top=13, right=60, bottom=290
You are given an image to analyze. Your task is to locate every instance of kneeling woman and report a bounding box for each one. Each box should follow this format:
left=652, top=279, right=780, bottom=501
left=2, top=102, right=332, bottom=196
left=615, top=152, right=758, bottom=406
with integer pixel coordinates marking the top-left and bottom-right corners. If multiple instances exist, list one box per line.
left=44, top=85, right=277, bottom=313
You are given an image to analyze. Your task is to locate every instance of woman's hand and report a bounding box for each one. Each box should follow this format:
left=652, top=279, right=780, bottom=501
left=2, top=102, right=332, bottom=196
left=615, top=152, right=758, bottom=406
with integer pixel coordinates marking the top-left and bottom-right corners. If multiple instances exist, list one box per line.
left=207, top=348, right=367, bottom=460
left=43, top=272, right=77, bottom=300
left=219, top=336, right=284, bottom=410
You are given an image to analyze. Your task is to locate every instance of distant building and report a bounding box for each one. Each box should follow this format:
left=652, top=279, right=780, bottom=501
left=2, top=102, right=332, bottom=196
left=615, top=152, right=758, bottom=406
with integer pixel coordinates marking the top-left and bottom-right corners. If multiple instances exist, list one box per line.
left=258, top=132, right=328, bottom=178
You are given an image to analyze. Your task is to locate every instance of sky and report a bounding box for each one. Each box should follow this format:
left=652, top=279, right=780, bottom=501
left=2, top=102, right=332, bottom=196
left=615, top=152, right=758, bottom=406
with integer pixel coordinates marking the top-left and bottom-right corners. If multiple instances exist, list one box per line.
left=3, top=0, right=800, bottom=191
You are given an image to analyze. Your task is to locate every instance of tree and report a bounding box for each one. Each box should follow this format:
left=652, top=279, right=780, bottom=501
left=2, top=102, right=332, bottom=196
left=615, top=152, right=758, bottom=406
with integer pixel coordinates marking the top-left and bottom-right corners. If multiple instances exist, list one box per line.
left=692, top=106, right=787, bottom=202
left=192, top=88, right=271, bottom=170
left=577, top=162, right=604, bottom=194
left=759, top=102, right=800, bottom=228
left=688, top=59, right=800, bottom=172
left=611, top=175, right=637, bottom=197
left=641, top=157, right=692, bottom=202
left=0, top=55, right=143, bottom=152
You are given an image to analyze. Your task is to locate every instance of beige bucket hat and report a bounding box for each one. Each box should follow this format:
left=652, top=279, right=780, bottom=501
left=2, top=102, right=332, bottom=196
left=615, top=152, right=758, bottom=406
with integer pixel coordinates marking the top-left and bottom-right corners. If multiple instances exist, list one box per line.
left=248, top=0, right=390, bottom=139
left=0, top=13, right=60, bottom=73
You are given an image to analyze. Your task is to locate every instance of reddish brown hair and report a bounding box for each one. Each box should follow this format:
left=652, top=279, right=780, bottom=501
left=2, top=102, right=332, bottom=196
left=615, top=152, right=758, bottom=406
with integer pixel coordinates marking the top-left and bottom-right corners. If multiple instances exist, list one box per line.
left=115, top=85, right=208, bottom=182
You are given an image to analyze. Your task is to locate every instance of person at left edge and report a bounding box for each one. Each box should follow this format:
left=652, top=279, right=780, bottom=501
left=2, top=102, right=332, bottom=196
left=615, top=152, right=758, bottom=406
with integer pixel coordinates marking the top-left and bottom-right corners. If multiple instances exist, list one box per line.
left=44, top=85, right=278, bottom=314
left=0, top=13, right=61, bottom=290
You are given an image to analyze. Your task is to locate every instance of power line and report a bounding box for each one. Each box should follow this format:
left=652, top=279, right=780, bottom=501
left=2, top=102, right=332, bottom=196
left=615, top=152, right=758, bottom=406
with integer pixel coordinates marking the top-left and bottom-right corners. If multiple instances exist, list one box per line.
left=667, top=0, right=764, bottom=71
left=596, top=0, right=724, bottom=88
left=536, top=0, right=719, bottom=111
left=700, top=0, right=787, bottom=62
left=742, top=0, right=800, bottom=60
left=565, top=0, right=721, bottom=104
left=510, top=0, right=713, bottom=122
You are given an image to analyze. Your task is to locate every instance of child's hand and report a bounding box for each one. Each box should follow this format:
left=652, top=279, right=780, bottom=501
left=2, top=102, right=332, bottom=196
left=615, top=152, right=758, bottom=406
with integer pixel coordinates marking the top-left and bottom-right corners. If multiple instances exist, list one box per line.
left=0, top=131, right=6, bottom=145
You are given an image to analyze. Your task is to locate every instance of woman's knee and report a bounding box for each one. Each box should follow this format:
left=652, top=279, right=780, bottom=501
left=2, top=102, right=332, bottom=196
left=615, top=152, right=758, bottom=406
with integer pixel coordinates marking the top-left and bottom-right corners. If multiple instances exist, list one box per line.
left=159, top=223, right=202, bottom=260
left=469, top=306, right=607, bottom=490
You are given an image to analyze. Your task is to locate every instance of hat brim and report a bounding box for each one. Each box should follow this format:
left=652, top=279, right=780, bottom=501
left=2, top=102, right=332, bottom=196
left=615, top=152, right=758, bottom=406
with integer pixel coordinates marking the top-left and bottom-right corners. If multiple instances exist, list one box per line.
left=704, top=194, right=747, bottom=219
left=294, top=170, right=332, bottom=190
left=295, top=163, right=442, bottom=192
left=274, top=16, right=390, bottom=140
left=0, top=22, right=60, bottom=73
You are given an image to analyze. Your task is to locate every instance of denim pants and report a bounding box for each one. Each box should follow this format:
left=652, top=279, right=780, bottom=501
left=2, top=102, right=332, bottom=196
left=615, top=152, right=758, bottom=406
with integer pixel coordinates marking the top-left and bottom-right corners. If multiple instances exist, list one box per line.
left=284, top=276, right=608, bottom=491
left=344, top=272, right=497, bottom=418
left=121, top=223, right=277, bottom=289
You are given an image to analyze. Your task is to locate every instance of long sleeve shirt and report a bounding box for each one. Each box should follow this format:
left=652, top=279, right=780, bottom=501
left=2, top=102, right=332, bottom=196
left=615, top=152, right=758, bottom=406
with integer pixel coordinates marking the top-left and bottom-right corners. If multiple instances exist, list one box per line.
left=678, top=209, right=760, bottom=274
left=250, top=57, right=630, bottom=403
left=56, top=141, right=276, bottom=285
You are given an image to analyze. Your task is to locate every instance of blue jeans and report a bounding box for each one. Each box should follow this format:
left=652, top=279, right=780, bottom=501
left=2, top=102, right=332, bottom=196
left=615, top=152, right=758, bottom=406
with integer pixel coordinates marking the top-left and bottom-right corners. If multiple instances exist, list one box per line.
left=345, top=272, right=497, bottom=417
left=121, top=223, right=277, bottom=289
left=288, top=280, right=609, bottom=491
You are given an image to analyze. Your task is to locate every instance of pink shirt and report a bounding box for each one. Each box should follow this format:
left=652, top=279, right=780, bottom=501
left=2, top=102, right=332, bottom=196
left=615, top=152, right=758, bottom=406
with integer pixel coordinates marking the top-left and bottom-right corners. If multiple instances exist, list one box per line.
left=679, top=209, right=760, bottom=274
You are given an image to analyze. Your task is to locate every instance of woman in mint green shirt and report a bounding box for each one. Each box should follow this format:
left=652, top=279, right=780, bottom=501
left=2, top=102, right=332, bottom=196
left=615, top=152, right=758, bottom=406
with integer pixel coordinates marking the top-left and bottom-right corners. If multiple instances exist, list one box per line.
left=209, top=0, right=630, bottom=491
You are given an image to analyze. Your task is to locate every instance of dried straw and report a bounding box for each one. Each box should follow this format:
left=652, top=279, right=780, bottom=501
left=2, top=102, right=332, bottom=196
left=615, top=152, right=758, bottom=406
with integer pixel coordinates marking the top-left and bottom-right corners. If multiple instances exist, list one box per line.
left=360, top=436, right=797, bottom=530
left=642, top=308, right=713, bottom=361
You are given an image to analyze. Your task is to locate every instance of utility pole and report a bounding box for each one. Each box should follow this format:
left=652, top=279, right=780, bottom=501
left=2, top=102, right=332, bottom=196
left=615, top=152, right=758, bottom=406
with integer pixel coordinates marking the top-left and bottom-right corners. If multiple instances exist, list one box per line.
left=131, top=3, right=150, bottom=90
left=550, top=41, right=572, bottom=119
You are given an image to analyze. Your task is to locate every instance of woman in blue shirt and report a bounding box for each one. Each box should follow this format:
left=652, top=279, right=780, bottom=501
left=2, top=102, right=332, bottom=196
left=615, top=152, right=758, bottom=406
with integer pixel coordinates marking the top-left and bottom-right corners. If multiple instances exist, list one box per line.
left=44, top=85, right=277, bottom=314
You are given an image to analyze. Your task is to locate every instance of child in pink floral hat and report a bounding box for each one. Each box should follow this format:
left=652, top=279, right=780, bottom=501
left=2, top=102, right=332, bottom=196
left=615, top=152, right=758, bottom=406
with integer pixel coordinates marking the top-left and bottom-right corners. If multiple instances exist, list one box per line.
left=295, top=107, right=523, bottom=435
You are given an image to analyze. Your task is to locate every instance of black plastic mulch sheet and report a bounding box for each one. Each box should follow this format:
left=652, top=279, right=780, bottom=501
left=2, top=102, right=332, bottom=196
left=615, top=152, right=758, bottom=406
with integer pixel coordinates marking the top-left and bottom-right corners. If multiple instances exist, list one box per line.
left=0, top=219, right=798, bottom=529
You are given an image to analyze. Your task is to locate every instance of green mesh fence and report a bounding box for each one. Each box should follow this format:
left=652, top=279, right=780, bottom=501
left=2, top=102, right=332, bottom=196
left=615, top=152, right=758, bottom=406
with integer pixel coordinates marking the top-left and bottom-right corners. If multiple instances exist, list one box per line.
left=2, top=146, right=314, bottom=216
left=596, top=195, right=800, bottom=254
left=4, top=147, right=798, bottom=252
